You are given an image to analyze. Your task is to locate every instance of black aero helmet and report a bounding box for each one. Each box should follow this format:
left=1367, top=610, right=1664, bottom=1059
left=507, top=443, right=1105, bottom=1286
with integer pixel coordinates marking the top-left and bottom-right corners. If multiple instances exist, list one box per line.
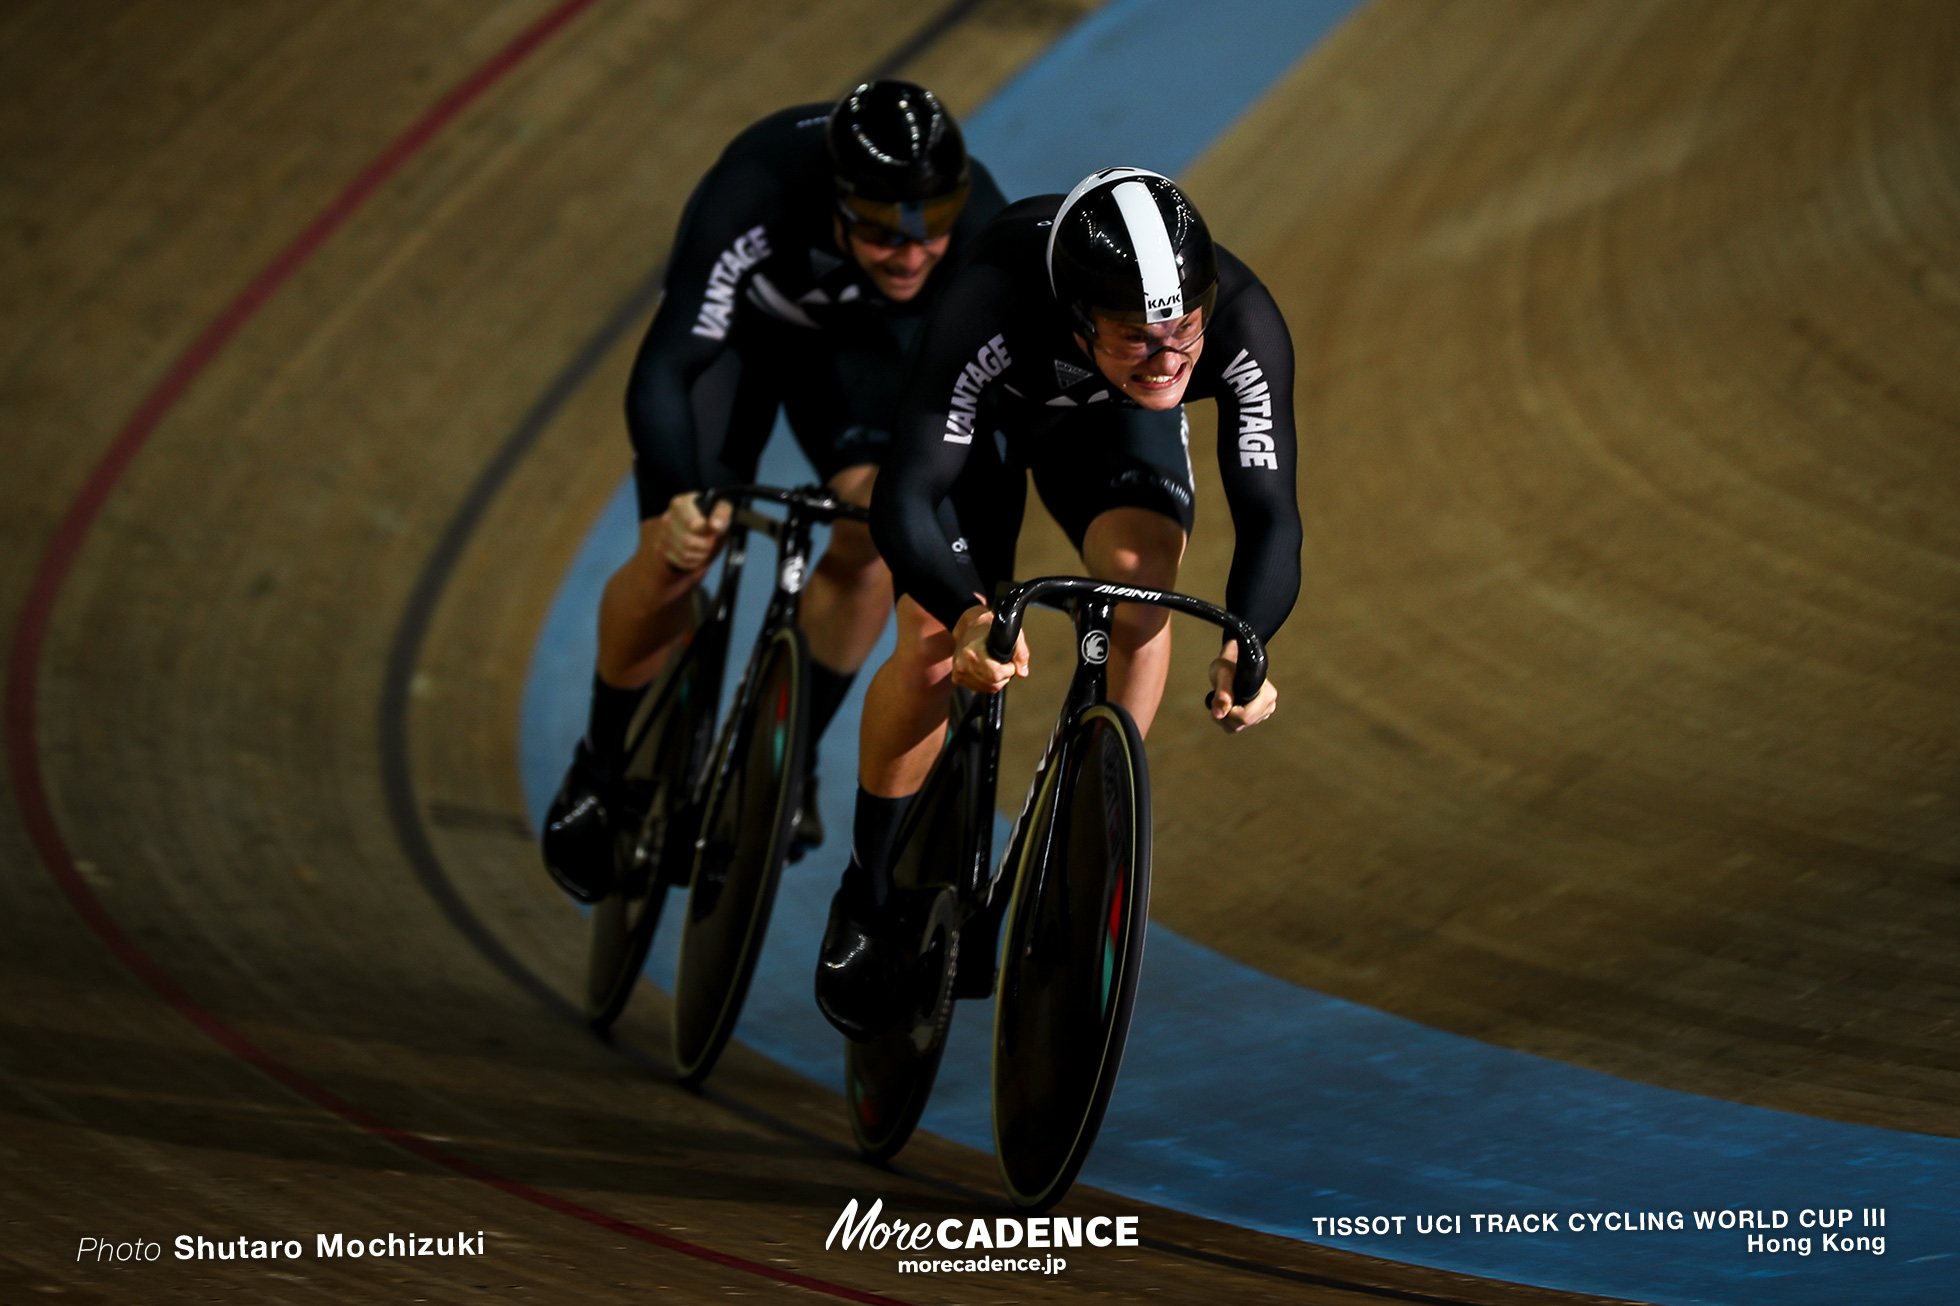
left=1048, top=167, right=1218, bottom=334
left=828, top=80, right=970, bottom=242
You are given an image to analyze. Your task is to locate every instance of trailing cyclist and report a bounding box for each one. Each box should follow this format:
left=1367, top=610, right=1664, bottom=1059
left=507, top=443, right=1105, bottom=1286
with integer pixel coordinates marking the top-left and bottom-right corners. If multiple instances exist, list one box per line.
left=817, top=167, right=1303, bottom=1038
left=542, top=81, right=1005, bottom=903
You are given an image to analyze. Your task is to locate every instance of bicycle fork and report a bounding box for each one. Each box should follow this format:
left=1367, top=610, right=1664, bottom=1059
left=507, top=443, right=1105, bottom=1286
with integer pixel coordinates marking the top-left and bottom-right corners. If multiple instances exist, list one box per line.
left=958, top=598, right=1117, bottom=997
left=684, top=509, right=816, bottom=872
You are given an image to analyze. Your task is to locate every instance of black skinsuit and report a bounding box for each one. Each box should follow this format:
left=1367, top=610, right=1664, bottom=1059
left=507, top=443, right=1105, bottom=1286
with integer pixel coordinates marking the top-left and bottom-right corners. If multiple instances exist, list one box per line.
left=870, top=196, right=1304, bottom=645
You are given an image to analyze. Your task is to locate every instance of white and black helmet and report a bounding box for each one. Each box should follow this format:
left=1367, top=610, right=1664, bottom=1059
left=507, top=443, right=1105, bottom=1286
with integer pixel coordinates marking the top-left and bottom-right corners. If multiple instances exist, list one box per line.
left=1047, top=167, right=1218, bottom=335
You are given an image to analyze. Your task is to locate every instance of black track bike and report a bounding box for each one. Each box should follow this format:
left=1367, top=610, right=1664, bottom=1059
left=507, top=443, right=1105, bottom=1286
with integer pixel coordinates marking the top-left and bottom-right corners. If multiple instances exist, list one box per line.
left=582, top=484, right=868, bottom=1092
left=842, top=576, right=1266, bottom=1211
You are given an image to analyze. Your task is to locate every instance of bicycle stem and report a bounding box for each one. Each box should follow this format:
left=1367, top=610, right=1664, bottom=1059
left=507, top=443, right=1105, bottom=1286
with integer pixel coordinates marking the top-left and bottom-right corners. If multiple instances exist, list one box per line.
left=693, top=483, right=867, bottom=635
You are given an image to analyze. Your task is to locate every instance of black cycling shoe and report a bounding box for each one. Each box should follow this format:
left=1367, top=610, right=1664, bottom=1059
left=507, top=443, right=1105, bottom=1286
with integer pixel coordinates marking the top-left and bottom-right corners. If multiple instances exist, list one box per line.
left=541, top=742, right=622, bottom=904
left=815, top=884, right=901, bottom=1041
left=788, top=773, right=823, bottom=864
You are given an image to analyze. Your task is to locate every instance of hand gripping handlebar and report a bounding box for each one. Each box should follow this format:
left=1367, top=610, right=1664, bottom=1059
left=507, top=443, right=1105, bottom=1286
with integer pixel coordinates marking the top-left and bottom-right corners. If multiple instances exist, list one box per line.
left=695, top=483, right=870, bottom=525
left=984, top=576, right=1268, bottom=706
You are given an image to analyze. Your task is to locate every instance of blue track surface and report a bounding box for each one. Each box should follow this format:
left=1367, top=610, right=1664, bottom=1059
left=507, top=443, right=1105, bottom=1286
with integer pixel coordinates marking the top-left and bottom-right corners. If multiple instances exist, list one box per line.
left=517, top=4, right=1960, bottom=1302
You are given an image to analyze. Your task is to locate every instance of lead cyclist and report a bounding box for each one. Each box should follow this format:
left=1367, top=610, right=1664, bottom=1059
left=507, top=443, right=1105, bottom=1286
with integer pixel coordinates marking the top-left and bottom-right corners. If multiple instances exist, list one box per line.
left=816, top=168, right=1304, bottom=1038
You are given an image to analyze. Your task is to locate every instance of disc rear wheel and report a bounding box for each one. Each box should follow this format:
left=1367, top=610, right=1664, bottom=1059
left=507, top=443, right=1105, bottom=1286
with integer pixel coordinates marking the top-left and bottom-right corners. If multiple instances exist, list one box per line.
left=584, top=648, right=712, bottom=1032
left=841, top=723, right=986, bottom=1161
left=845, top=888, right=958, bottom=1161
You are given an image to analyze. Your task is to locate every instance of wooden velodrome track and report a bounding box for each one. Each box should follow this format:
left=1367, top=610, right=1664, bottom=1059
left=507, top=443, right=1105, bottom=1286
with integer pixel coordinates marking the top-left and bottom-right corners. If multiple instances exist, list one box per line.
left=4, top=0, right=1954, bottom=1302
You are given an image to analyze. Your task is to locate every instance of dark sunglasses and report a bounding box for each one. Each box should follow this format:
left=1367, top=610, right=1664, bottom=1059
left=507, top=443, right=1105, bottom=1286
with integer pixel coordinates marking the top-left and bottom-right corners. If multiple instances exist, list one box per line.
left=836, top=186, right=968, bottom=248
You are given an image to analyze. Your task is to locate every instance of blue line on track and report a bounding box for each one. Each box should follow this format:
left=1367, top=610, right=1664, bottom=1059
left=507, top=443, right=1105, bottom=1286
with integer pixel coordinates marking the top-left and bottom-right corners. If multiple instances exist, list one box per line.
left=518, top=4, right=1960, bottom=1303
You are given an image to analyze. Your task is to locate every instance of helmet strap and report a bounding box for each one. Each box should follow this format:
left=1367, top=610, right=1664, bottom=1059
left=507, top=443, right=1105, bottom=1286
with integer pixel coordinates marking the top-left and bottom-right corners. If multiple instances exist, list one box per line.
left=1069, top=303, right=1102, bottom=362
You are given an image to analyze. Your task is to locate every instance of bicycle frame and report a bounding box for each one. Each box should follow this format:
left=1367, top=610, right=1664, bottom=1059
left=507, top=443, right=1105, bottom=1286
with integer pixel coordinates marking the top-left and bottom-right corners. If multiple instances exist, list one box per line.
left=842, top=572, right=1269, bottom=1171
left=683, top=484, right=868, bottom=815
left=933, top=576, right=1268, bottom=997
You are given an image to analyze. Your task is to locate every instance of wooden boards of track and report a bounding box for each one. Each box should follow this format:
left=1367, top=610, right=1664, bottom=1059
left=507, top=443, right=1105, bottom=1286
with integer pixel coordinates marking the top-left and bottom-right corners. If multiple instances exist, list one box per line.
left=15, top=2, right=1617, bottom=1303
left=8, top=0, right=1955, bottom=1300
left=1065, top=0, right=1958, bottom=1136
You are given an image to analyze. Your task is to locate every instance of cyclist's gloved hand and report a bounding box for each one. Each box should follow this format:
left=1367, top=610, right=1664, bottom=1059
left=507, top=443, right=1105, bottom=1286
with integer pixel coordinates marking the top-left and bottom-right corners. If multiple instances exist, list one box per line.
left=1208, top=639, right=1278, bottom=733
left=659, top=490, right=734, bottom=572
left=952, top=601, right=1028, bottom=694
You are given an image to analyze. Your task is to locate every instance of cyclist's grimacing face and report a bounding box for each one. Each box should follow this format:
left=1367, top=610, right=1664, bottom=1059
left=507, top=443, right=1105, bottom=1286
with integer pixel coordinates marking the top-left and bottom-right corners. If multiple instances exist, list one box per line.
left=1081, top=309, right=1206, bottom=410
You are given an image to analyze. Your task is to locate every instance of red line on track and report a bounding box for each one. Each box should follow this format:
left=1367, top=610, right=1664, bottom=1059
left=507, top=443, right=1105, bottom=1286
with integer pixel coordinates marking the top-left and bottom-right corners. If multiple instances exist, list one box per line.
left=3, top=6, right=909, bottom=1302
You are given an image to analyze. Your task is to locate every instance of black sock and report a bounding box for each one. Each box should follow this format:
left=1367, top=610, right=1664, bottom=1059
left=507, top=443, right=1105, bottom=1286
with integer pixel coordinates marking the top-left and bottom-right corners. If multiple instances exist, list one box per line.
left=584, top=672, right=648, bottom=772
left=841, top=786, right=913, bottom=910
left=805, top=659, right=857, bottom=765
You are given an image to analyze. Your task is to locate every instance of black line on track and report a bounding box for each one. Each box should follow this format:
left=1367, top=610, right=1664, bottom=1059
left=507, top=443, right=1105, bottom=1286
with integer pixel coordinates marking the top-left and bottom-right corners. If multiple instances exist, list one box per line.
left=860, top=0, right=993, bottom=82
left=378, top=260, right=666, bottom=1028
left=372, top=6, right=1609, bottom=1304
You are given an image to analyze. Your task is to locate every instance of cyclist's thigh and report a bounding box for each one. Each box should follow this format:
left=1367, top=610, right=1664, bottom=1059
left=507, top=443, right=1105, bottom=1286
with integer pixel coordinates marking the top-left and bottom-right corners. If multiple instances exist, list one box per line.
left=1027, top=404, right=1195, bottom=550
left=630, top=331, right=782, bottom=522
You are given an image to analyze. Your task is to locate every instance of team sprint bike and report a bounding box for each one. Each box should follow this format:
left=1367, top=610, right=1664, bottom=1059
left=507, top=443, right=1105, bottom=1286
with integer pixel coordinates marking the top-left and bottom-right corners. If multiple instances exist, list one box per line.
left=582, top=483, right=868, bottom=1089
left=842, top=576, right=1267, bottom=1211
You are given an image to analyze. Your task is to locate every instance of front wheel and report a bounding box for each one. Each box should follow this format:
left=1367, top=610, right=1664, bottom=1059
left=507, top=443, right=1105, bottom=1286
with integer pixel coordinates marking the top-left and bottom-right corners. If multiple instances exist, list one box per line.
left=671, top=625, right=809, bottom=1087
left=991, top=703, right=1151, bottom=1211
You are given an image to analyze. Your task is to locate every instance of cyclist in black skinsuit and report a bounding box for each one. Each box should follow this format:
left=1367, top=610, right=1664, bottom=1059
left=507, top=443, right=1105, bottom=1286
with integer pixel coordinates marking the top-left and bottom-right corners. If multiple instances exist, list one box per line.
left=542, top=81, right=1005, bottom=904
left=816, top=167, right=1303, bottom=1039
